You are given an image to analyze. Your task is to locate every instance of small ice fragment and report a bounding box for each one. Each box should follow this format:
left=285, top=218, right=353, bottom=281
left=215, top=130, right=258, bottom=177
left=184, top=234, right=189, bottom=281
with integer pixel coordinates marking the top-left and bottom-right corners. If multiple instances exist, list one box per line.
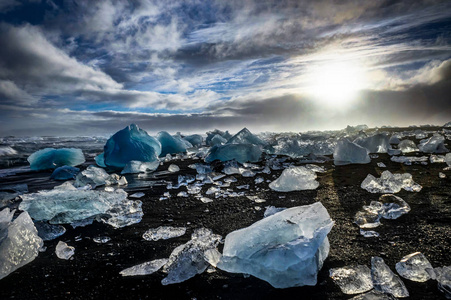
left=430, top=155, right=446, bottom=163
left=177, top=191, right=188, bottom=197
left=379, top=194, right=410, bottom=219
left=142, top=226, right=186, bottom=241
left=360, top=229, right=379, bottom=238
left=168, top=164, right=180, bottom=173
left=200, top=197, right=213, bottom=203
left=247, top=196, right=266, bottom=203
left=224, top=176, right=238, bottom=183
left=55, top=241, right=75, bottom=260
left=254, top=177, right=264, bottom=184
left=395, top=252, right=433, bottom=282
left=398, top=140, right=418, bottom=153
left=93, top=236, right=111, bottom=244
left=371, top=256, right=409, bottom=298
left=329, top=265, right=373, bottom=294
left=269, top=166, right=319, bottom=192
left=240, top=169, right=256, bottom=177
left=446, top=153, right=451, bottom=166
left=439, top=172, right=446, bottom=178
left=236, top=184, right=249, bottom=190
left=34, top=221, right=66, bottom=241
left=74, top=165, right=110, bottom=188
left=130, top=192, right=145, bottom=198
left=104, top=186, right=115, bottom=192
left=427, top=266, right=451, bottom=299
left=350, top=290, right=396, bottom=299
left=377, top=162, right=386, bottom=168
left=120, top=258, right=168, bottom=277
left=361, top=171, right=422, bottom=193
left=121, top=160, right=159, bottom=174
left=354, top=210, right=381, bottom=228
left=206, top=187, right=220, bottom=195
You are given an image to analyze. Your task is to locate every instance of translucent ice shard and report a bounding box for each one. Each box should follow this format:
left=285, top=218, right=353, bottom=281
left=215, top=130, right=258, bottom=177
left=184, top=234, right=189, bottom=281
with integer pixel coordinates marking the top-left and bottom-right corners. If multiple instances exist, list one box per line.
left=205, top=144, right=262, bottom=164
left=0, top=208, right=43, bottom=280
left=142, top=226, right=186, bottom=241
left=28, top=148, right=85, bottom=170
left=361, top=171, right=422, bottom=193
left=210, top=134, right=227, bottom=146
left=217, top=202, right=334, bottom=288
left=390, top=156, right=428, bottom=165
left=269, top=166, right=319, bottom=192
left=19, top=188, right=142, bottom=228
left=395, top=252, right=433, bottom=282
left=120, top=258, right=168, bottom=277
left=418, top=135, right=449, bottom=153
left=226, top=128, right=267, bottom=147
left=34, top=221, right=66, bottom=241
left=103, top=124, right=161, bottom=169
left=354, top=210, right=381, bottom=229
left=378, top=194, right=410, bottom=219
left=55, top=241, right=74, bottom=260
left=329, top=265, right=373, bottom=294
left=397, top=140, right=418, bottom=153
left=360, top=229, right=379, bottom=238
left=74, top=165, right=109, bottom=188
left=161, top=228, right=222, bottom=285
left=371, top=256, right=409, bottom=298
left=428, top=266, right=451, bottom=299
left=263, top=206, right=286, bottom=218
left=121, top=160, right=159, bottom=174
left=350, top=290, right=396, bottom=299
left=51, top=166, right=80, bottom=180
left=334, top=139, right=371, bottom=166
left=157, top=131, right=190, bottom=157
left=354, top=133, right=390, bottom=153
left=446, top=153, right=451, bottom=167
left=168, top=164, right=180, bottom=173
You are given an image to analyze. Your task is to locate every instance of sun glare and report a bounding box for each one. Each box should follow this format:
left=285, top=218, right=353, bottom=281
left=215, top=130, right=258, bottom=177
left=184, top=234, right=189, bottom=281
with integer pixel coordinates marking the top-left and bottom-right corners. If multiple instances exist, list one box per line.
left=307, top=61, right=367, bottom=107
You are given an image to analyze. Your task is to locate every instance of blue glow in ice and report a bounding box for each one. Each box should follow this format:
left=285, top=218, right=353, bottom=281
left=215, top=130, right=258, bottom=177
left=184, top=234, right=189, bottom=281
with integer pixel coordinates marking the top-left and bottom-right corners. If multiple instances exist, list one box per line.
left=28, top=148, right=85, bottom=170
left=205, top=144, right=262, bottom=164
left=50, top=166, right=80, bottom=180
left=157, top=131, right=190, bottom=156
left=183, top=134, right=203, bottom=147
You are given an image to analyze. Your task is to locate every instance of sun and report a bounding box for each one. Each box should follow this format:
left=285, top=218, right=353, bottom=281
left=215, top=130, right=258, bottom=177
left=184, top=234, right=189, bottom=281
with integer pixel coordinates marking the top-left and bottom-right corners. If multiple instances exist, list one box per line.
left=306, top=61, right=367, bottom=107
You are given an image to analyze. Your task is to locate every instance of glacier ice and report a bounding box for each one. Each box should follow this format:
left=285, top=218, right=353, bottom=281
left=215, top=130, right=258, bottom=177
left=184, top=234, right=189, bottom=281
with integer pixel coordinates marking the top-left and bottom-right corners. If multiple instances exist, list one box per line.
left=34, top=221, right=66, bottom=241
left=161, top=228, right=221, bottom=285
left=95, top=152, right=106, bottom=167
left=206, top=129, right=232, bottom=146
left=19, top=187, right=143, bottom=228
left=209, top=134, right=228, bottom=146
left=418, top=135, right=448, bottom=153
left=329, top=265, right=373, bottom=294
left=0, top=208, right=43, bottom=280
left=120, top=258, right=168, bottom=277
left=183, top=134, right=203, bottom=147
left=217, top=202, right=334, bottom=288
left=395, top=252, right=433, bottom=282
left=428, top=266, right=451, bottom=299
left=157, top=131, right=190, bottom=157
left=269, top=166, right=319, bottom=192
left=226, top=128, right=267, bottom=146
left=354, top=133, right=390, bottom=153
left=371, top=256, right=409, bottom=298
left=361, top=171, right=422, bottom=193
left=350, top=290, right=396, bottom=300
left=0, top=146, right=17, bottom=156
left=121, top=160, right=159, bottom=174
left=103, top=124, right=161, bottom=169
left=74, top=165, right=109, bottom=188
left=168, top=164, right=180, bottom=173
left=142, top=226, right=186, bottom=241
left=446, top=153, right=451, bottom=166
left=55, top=241, right=74, bottom=260
left=397, top=140, right=418, bottom=153
left=263, top=206, right=286, bottom=218
left=334, top=139, right=371, bottom=166
left=391, top=156, right=428, bottom=165
left=389, top=135, right=401, bottom=145
left=51, top=166, right=80, bottom=180
left=205, top=144, right=262, bottom=164
left=28, top=148, right=85, bottom=170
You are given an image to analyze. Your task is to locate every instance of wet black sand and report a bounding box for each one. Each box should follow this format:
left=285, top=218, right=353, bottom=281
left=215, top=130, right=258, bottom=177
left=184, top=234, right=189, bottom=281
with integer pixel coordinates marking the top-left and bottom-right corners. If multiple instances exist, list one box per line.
left=0, top=137, right=450, bottom=299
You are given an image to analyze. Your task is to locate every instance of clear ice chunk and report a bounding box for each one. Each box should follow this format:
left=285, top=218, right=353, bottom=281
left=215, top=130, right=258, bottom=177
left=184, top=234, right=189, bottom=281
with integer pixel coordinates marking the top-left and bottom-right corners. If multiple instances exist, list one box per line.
left=269, top=166, right=319, bottom=192
left=391, top=156, right=428, bottom=165
left=263, top=206, right=286, bottom=218
left=395, top=252, right=433, bottom=282
left=360, top=229, right=379, bottom=237
left=350, top=290, right=396, bottom=299
left=161, top=228, right=221, bottom=285
left=446, top=153, right=451, bottom=167
left=103, top=124, right=161, bottom=169
left=329, top=265, right=373, bottom=294
left=121, top=160, right=159, bottom=174
left=226, top=128, right=267, bottom=146
left=130, top=192, right=145, bottom=198
left=378, top=194, right=410, bottom=219
left=142, top=226, right=186, bottom=241
left=34, top=221, right=66, bottom=241
left=371, top=256, right=409, bottom=298
left=361, top=171, right=422, bottom=193
left=217, top=202, right=334, bottom=288
left=168, top=164, right=180, bottom=173
left=28, top=148, right=85, bottom=170
left=418, top=135, right=449, bottom=153
left=397, top=140, right=418, bottom=153
left=120, top=258, right=168, bottom=276
left=157, top=131, right=190, bottom=157
left=354, top=210, right=381, bottom=228
left=0, top=209, right=43, bottom=280
left=334, top=139, right=371, bottom=166
left=354, top=133, right=390, bottom=153
left=205, top=144, right=262, bottom=164
left=55, top=241, right=74, bottom=260
left=51, top=166, right=80, bottom=180
left=427, top=266, right=451, bottom=299
left=19, top=188, right=143, bottom=228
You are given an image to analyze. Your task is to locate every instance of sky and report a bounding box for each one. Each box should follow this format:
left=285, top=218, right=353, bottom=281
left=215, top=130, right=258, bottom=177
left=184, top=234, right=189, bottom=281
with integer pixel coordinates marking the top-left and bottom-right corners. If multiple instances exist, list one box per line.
left=0, top=0, right=450, bottom=136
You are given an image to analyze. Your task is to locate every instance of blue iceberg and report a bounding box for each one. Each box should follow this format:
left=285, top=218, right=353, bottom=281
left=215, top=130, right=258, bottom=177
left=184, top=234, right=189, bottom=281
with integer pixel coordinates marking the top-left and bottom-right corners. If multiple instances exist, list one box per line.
left=103, top=124, right=161, bottom=169
left=50, top=166, right=80, bottom=180
left=227, top=128, right=267, bottom=146
left=183, top=134, right=203, bottom=147
left=206, top=129, right=232, bottom=146
left=28, top=148, right=85, bottom=170
left=205, top=144, right=262, bottom=164
left=157, top=131, right=190, bottom=156
left=217, top=202, right=334, bottom=288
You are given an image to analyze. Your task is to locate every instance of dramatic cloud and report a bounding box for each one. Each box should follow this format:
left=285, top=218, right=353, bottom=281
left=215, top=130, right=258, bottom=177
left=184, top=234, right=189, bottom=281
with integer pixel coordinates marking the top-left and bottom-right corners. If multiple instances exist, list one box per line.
left=0, top=0, right=450, bottom=136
